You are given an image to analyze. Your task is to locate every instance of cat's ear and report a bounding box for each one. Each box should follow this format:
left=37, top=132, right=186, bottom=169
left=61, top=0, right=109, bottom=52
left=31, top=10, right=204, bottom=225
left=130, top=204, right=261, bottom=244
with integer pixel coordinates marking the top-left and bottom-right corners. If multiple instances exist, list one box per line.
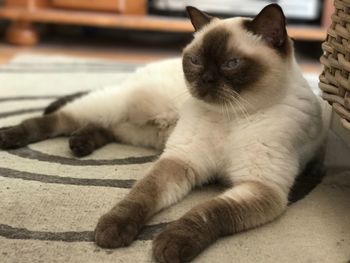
left=245, top=4, right=287, bottom=49
left=186, top=6, right=213, bottom=31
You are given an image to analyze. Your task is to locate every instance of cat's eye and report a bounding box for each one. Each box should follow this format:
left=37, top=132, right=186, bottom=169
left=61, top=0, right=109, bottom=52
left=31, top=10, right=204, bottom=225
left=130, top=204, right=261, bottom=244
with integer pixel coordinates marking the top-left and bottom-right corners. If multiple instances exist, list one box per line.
left=222, top=58, right=241, bottom=70
left=190, top=56, right=201, bottom=66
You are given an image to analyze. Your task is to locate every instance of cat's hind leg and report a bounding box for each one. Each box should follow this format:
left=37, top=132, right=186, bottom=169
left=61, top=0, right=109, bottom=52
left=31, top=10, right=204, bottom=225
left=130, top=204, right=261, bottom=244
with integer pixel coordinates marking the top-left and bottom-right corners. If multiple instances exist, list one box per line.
left=153, top=180, right=287, bottom=262
left=0, top=112, right=78, bottom=149
left=69, top=124, right=115, bottom=157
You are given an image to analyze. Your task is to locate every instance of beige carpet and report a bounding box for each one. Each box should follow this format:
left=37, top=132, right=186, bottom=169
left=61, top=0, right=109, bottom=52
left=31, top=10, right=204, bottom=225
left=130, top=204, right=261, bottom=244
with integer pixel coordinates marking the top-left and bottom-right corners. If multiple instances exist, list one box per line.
left=0, top=54, right=349, bottom=263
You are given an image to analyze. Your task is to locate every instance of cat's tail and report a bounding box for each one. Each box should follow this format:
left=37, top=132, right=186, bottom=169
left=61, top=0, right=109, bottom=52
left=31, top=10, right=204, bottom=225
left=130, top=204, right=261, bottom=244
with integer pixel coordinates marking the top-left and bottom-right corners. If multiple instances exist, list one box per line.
left=44, top=91, right=89, bottom=115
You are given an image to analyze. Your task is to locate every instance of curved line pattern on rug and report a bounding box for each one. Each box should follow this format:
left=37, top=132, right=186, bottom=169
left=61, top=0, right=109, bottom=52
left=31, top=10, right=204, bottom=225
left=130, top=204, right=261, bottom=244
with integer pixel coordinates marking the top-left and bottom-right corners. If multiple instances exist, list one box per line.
left=0, top=92, right=326, bottom=246
left=0, top=108, right=45, bottom=119
left=6, top=147, right=158, bottom=166
left=0, top=96, right=60, bottom=103
left=0, top=223, right=167, bottom=242
left=0, top=167, right=136, bottom=188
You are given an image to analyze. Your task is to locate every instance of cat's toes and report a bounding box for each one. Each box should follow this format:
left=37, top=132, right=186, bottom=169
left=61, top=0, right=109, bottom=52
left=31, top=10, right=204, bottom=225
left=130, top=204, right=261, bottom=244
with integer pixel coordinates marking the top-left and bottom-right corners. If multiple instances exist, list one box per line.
left=94, top=212, right=139, bottom=248
left=0, top=128, right=27, bottom=149
left=69, top=135, right=95, bottom=157
left=153, top=224, right=202, bottom=263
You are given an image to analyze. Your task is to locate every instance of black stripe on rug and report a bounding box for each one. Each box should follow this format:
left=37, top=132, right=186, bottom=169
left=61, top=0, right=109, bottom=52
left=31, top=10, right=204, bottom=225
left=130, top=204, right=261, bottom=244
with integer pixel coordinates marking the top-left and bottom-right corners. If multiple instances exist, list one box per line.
left=0, top=167, right=135, bottom=188
left=6, top=147, right=158, bottom=166
left=0, top=108, right=44, bottom=118
left=0, top=96, right=60, bottom=103
left=0, top=223, right=167, bottom=242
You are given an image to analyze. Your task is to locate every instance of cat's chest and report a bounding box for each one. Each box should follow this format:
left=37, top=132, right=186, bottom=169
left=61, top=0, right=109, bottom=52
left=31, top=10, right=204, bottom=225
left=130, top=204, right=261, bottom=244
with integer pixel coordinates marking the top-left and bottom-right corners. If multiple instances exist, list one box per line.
left=199, top=118, right=255, bottom=156
left=168, top=100, right=279, bottom=163
left=175, top=108, right=237, bottom=154
left=178, top=110, right=270, bottom=159
left=195, top=117, right=230, bottom=150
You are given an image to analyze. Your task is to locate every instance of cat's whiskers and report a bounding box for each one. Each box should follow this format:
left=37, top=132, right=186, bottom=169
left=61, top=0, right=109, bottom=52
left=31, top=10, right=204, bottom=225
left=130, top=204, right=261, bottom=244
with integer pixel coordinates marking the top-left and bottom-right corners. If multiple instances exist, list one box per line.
left=232, top=97, right=250, bottom=122
left=219, top=92, right=236, bottom=117
left=229, top=98, right=247, bottom=122
left=218, top=95, right=228, bottom=121
left=219, top=97, right=227, bottom=121
left=219, top=92, right=238, bottom=121
left=233, top=99, right=251, bottom=124
left=229, top=100, right=239, bottom=121
left=220, top=89, right=251, bottom=124
left=230, top=89, right=255, bottom=110
left=221, top=102, right=228, bottom=121
left=223, top=88, right=254, bottom=121
left=224, top=101, right=233, bottom=122
left=225, top=89, right=250, bottom=116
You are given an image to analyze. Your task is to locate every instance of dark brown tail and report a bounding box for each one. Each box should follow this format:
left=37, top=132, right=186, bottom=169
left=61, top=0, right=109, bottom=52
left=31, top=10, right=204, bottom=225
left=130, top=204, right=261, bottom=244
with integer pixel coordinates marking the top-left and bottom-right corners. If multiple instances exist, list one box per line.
left=288, top=147, right=326, bottom=204
left=44, top=91, right=88, bottom=115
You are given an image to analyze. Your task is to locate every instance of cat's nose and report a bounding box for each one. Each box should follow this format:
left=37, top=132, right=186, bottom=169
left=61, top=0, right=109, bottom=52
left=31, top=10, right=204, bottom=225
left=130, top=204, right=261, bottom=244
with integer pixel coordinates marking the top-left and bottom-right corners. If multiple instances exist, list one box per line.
left=202, top=71, right=216, bottom=83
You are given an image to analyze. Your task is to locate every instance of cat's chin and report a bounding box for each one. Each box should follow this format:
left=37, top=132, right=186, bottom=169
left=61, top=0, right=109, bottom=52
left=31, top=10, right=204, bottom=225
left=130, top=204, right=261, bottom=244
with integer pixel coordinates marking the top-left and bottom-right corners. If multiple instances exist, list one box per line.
left=188, top=89, right=222, bottom=106
left=193, top=95, right=223, bottom=108
left=191, top=95, right=226, bottom=113
left=196, top=94, right=220, bottom=105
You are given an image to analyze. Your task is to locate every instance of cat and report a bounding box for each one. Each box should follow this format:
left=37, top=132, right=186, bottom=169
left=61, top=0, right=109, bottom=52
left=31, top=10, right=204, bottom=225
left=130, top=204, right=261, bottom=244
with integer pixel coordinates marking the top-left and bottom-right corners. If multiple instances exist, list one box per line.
left=0, top=4, right=326, bottom=262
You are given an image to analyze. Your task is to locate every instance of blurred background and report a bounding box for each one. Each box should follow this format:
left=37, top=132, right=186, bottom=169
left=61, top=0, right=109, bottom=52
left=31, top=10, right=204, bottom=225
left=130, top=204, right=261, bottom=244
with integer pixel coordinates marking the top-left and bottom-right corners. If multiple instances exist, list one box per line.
left=0, top=0, right=334, bottom=72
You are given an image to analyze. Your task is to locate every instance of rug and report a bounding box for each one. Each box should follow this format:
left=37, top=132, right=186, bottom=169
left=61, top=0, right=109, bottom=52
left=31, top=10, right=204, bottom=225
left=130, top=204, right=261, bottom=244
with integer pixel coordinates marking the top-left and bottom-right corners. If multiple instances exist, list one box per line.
left=0, top=54, right=349, bottom=263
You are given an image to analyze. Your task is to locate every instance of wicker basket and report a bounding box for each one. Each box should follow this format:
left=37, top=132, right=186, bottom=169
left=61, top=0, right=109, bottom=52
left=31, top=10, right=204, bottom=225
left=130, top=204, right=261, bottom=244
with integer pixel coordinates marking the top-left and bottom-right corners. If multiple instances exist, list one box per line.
left=320, top=0, right=350, bottom=131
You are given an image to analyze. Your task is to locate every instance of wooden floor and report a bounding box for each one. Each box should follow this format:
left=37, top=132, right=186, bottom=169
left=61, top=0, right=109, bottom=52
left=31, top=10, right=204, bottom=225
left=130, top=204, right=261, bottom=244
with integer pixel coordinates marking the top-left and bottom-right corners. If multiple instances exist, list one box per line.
left=0, top=26, right=187, bottom=64
left=0, top=42, right=181, bottom=64
left=0, top=33, right=323, bottom=74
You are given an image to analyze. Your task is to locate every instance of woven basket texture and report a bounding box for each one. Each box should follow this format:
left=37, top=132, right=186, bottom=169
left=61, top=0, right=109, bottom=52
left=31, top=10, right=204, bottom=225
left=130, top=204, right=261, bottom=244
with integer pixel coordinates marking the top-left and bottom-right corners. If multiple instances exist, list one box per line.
left=320, top=0, right=350, bottom=130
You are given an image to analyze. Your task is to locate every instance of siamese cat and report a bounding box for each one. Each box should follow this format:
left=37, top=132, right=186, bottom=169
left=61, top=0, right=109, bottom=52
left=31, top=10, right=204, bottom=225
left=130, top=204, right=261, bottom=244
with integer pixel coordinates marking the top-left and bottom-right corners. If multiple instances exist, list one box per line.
left=0, top=4, right=325, bottom=262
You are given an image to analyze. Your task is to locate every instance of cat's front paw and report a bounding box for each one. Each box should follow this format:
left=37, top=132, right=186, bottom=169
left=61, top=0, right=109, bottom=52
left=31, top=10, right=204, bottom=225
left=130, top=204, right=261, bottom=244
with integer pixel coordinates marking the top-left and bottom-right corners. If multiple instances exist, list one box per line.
left=0, top=127, right=27, bottom=149
left=153, top=223, right=203, bottom=263
left=94, top=212, right=139, bottom=248
left=69, top=134, right=95, bottom=157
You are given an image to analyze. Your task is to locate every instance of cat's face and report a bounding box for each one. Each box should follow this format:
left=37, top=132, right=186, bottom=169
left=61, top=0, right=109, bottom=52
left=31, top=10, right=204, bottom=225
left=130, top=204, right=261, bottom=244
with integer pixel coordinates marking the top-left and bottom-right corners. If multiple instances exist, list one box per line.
left=183, top=4, right=293, bottom=109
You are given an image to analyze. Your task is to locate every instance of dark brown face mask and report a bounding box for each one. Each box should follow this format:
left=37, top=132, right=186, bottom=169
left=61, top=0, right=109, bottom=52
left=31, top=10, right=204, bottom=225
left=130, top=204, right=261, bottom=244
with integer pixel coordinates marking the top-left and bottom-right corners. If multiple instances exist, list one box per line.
left=182, top=4, right=290, bottom=105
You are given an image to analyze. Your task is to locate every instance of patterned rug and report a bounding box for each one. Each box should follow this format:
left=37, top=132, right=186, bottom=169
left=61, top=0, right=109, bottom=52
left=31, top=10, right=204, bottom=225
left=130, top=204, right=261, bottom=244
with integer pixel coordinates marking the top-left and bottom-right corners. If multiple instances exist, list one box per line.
left=0, top=54, right=349, bottom=263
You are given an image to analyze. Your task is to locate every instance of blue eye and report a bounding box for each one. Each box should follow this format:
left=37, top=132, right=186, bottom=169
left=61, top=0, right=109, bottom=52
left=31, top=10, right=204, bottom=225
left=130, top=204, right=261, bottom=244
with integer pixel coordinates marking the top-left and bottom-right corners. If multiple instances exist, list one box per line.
left=190, top=56, right=201, bottom=65
left=223, top=58, right=241, bottom=69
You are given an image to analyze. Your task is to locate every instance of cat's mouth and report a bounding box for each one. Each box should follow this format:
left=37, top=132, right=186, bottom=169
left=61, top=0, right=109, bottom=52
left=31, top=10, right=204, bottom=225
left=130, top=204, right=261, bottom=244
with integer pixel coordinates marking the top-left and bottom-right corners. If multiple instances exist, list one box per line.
left=197, top=93, right=218, bottom=104
left=189, top=82, right=240, bottom=105
left=188, top=85, right=223, bottom=104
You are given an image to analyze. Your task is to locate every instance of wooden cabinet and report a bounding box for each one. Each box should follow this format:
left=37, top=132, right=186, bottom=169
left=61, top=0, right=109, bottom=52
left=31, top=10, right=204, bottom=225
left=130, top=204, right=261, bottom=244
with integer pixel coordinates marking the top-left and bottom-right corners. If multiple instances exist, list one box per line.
left=1, top=0, right=147, bottom=45
left=52, top=0, right=121, bottom=12
left=4, top=0, right=146, bottom=13
left=52, top=0, right=146, bottom=14
left=5, top=0, right=49, bottom=8
left=0, top=0, right=334, bottom=46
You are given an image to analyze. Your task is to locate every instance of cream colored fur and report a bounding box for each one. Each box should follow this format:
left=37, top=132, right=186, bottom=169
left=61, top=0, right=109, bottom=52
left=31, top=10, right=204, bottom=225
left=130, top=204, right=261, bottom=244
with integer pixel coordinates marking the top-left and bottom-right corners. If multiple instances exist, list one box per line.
left=60, top=17, right=324, bottom=204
